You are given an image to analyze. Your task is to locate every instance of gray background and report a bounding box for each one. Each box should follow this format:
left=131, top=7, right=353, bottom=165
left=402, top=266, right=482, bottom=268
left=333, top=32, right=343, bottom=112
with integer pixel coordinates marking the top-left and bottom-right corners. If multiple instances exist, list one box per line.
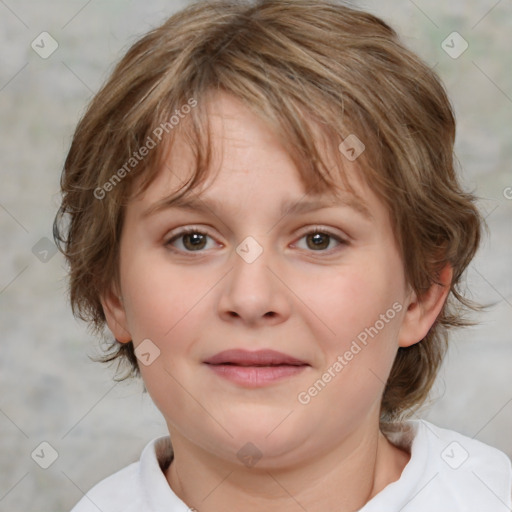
left=0, top=0, right=511, bottom=510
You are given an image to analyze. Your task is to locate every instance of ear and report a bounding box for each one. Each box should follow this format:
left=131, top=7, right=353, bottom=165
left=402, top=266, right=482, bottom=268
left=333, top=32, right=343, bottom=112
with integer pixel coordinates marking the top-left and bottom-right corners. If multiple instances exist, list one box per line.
left=398, top=264, right=453, bottom=348
left=100, top=283, right=132, bottom=343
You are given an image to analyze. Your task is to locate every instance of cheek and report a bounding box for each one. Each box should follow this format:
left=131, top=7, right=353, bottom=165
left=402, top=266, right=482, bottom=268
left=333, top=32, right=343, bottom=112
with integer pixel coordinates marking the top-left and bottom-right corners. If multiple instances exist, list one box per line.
left=120, top=251, right=213, bottom=340
left=294, top=267, right=405, bottom=431
left=302, top=261, right=405, bottom=349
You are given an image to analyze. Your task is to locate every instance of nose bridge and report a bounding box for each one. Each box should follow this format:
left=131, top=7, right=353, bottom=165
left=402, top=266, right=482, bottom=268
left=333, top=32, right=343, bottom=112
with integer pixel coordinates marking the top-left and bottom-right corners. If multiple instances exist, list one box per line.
left=230, top=234, right=273, bottom=298
left=218, top=233, right=290, bottom=323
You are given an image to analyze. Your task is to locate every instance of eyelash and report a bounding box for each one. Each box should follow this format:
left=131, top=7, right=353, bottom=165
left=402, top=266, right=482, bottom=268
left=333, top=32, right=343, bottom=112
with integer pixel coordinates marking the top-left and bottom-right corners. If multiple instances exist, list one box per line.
left=164, top=226, right=348, bottom=256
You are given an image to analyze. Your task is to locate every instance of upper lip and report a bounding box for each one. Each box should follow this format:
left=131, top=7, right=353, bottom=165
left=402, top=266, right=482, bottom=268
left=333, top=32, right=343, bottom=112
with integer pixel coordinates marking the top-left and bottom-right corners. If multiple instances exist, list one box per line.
left=204, top=349, right=309, bottom=366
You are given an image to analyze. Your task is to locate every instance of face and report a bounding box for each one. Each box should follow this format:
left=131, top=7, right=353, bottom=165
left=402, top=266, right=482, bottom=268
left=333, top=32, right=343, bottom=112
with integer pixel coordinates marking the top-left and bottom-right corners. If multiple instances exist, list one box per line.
left=103, top=92, right=437, bottom=468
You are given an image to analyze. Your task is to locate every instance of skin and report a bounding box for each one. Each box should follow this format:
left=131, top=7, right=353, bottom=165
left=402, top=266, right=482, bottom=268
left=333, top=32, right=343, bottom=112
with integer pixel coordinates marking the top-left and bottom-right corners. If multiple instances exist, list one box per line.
left=102, top=92, right=452, bottom=511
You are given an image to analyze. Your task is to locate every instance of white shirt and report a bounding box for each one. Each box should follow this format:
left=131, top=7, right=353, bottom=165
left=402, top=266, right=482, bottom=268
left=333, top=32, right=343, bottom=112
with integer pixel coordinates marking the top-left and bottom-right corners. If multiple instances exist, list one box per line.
left=70, top=420, right=512, bottom=512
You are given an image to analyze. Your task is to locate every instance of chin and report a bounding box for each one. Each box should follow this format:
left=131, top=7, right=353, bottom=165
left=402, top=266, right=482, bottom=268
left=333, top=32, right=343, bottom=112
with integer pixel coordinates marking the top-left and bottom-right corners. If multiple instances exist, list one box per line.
left=215, top=416, right=313, bottom=467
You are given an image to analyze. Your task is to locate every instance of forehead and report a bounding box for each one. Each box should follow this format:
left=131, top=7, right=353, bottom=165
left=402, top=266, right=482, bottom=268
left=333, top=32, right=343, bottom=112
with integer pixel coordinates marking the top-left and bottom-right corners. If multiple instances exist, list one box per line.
left=130, top=92, right=380, bottom=220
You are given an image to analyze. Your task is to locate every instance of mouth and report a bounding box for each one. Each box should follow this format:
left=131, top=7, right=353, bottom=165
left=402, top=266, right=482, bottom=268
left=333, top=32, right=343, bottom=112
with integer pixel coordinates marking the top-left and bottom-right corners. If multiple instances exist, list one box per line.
left=203, top=349, right=310, bottom=387
left=204, top=349, right=309, bottom=366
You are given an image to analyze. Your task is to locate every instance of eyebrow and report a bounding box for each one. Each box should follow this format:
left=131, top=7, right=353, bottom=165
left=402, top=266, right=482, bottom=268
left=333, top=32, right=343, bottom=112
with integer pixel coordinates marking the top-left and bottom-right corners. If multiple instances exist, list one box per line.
left=142, top=192, right=372, bottom=221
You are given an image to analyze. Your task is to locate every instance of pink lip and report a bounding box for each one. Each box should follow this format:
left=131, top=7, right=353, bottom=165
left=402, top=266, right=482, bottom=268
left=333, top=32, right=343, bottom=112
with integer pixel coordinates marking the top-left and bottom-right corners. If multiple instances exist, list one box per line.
left=204, top=349, right=309, bottom=387
left=204, top=349, right=308, bottom=366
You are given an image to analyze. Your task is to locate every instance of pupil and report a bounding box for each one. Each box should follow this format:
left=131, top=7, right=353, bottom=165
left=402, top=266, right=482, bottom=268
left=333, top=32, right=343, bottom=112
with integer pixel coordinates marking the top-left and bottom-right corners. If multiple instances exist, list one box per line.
left=185, top=233, right=206, bottom=250
left=308, top=233, right=329, bottom=250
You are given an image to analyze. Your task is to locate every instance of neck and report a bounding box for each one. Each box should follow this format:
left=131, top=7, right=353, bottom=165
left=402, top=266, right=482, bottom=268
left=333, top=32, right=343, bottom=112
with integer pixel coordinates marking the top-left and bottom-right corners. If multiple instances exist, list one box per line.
left=165, top=423, right=409, bottom=512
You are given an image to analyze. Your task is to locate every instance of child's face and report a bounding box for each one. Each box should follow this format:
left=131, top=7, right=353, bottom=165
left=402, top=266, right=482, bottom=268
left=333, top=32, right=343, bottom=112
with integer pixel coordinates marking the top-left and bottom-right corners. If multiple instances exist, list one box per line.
left=105, top=92, right=420, bottom=466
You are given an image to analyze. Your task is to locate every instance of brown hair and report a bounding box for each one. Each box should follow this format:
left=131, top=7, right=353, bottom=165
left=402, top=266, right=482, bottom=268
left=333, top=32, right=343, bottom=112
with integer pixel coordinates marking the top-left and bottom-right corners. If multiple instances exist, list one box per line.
left=54, top=0, right=482, bottom=422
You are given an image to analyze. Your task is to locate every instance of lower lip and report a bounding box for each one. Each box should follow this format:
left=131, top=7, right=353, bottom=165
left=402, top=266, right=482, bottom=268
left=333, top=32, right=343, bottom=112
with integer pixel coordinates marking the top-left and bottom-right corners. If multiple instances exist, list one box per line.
left=205, top=364, right=308, bottom=387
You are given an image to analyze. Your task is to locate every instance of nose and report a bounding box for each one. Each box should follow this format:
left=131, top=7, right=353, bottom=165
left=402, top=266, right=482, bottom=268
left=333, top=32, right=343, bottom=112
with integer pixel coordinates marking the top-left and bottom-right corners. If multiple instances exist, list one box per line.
left=217, top=236, right=292, bottom=327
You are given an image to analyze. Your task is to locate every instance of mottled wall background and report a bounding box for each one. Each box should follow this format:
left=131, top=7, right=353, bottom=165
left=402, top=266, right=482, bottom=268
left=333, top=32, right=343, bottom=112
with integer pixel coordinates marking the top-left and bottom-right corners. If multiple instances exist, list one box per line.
left=0, top=0, right=511, bottom=510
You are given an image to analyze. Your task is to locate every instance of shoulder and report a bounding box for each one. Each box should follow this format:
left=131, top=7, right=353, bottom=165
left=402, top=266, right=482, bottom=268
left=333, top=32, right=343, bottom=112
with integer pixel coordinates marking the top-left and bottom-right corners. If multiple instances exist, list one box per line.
left=417, top=419, right=511, bottom=474
left=69, top=461, right=141, bottom=512
left=366, top=419, right=512, bottom=511
left=69, top=436, right=182, bottom=512
left=409, top=420, right=512, bottom=509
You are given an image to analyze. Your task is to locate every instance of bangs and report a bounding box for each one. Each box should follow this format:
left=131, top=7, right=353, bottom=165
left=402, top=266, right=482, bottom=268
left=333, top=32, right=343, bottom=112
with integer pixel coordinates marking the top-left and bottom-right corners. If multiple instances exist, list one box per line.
left=129, top=83, right=369, bottom=214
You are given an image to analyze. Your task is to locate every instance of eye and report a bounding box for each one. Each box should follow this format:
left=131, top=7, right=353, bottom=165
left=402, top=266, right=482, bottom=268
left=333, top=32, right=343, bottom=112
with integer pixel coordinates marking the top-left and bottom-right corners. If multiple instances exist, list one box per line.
left=165, top=227, right=218, bottom=253
left=293, top=227, right=348, bottom=253
left=165, top=226, right=348, bottom=255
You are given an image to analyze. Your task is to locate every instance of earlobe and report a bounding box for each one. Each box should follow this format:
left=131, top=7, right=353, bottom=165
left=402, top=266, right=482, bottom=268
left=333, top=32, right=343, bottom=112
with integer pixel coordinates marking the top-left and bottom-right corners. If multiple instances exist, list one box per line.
left=100, top=284, right=132, bottom=343
left=398, top=264, right=453, bottom=348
